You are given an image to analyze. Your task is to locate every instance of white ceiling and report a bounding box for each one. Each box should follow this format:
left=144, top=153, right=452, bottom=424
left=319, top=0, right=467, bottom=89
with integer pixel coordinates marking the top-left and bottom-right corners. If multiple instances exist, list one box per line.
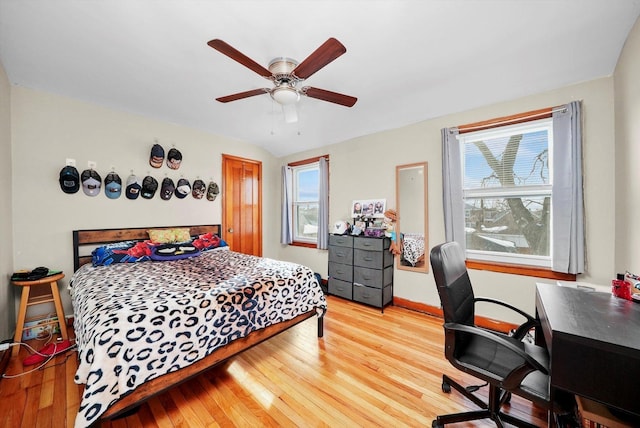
left=1, top=1, right=639, bottom=157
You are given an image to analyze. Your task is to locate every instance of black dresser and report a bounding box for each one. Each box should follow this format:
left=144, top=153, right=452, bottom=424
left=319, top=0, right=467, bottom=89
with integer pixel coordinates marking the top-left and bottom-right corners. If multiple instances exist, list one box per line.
left=328, top=234, right=393, bottom=310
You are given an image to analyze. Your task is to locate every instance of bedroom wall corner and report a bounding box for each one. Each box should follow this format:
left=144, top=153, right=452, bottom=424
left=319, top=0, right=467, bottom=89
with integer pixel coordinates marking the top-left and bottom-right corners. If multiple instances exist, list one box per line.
left=614, top=15, right=640, bottom=275
left=0, top=60, right=15, bottom=341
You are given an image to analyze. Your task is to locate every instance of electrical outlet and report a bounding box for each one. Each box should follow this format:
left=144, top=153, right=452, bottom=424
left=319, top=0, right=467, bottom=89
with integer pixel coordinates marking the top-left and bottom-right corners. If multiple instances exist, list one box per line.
left=66, top=158, right=76, bottom=167
left=88, top=161, right=97, bottom=169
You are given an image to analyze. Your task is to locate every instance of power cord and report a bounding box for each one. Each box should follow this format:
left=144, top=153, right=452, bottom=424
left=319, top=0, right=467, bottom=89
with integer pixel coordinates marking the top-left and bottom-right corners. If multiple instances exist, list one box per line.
left=1, top=339, right=77, bottom=379
left=0, top=342, right=17, bottom=352
left=0, top=315, right=59, bottom=352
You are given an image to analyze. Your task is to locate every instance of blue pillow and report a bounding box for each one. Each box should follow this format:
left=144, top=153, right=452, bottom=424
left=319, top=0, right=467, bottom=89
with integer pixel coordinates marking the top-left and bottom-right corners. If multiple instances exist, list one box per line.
left=92, top=240, right=153, bottom=266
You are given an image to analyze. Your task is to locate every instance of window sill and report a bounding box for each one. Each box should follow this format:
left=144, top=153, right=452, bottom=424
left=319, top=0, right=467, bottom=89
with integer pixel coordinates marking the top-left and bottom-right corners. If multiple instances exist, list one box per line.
left=290, top=241, right=317, bottom=249
left=466, top=260, right=576, bottom=281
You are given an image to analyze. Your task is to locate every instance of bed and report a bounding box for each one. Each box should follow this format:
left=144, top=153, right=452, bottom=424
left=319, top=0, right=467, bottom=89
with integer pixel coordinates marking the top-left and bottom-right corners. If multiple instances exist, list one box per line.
left=70, top=224, right=327, bottom=428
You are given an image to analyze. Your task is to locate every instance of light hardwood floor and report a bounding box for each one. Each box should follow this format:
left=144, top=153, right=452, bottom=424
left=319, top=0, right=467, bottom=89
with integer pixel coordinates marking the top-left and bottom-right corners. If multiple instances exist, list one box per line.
left=0, top=296, right=548, bottom=427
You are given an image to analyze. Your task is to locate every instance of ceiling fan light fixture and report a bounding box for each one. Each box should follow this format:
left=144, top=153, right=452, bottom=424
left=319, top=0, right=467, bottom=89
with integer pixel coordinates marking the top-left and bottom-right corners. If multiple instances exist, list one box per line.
left=271, top=86, right=300, bottom=105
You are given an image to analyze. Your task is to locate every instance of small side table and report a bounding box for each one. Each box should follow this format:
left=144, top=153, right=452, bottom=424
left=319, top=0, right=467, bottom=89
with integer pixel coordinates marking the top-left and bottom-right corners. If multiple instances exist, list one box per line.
left=11, top=272, right=69, bottom=356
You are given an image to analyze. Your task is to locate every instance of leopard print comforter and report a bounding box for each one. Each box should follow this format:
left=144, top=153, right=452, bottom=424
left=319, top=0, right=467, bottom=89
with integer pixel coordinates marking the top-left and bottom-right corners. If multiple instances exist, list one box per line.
left=69, top=250, right=327, bottom=428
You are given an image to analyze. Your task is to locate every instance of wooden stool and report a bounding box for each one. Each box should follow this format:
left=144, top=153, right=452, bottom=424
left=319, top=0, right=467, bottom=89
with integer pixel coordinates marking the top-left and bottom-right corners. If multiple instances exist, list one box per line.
left=11, top=272, right=69, bottom=356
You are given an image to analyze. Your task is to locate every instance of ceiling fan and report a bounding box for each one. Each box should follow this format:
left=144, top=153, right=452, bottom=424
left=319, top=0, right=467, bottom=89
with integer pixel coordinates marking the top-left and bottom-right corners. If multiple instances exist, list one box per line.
left=207, top=38, right=358, bottom=113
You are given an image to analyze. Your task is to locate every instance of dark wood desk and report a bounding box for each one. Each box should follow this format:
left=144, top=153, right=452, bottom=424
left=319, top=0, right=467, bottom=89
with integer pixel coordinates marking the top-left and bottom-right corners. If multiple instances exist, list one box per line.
left=536, top=282, right=640, bottom=417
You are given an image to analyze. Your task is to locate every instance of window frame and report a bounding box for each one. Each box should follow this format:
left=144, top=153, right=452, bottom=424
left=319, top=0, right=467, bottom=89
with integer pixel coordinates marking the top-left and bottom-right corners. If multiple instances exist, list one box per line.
left=455, top=108, right=576, bottom=281
left=288, top=155, right=328, bottom=248
left=459, top=117, right=553, bottom=268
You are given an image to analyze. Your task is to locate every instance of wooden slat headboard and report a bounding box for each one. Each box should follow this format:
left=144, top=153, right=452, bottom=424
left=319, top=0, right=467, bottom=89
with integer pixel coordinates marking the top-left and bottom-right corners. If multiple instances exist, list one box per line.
left=73, top=224, right=222, bottom=271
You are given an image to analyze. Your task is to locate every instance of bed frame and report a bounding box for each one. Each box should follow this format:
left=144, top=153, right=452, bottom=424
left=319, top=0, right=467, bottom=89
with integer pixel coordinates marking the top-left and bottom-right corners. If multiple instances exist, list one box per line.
left=72, top=224, right=325, bottom=420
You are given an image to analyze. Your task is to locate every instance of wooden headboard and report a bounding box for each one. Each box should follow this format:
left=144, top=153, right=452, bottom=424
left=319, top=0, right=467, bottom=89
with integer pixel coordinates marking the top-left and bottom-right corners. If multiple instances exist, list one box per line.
left=72, top=224, right=222, bottom=271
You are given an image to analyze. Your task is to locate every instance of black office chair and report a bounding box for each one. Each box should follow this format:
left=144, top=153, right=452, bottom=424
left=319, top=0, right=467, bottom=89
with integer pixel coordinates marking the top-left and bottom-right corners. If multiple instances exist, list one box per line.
left=429, top=241, right=564, bottom=428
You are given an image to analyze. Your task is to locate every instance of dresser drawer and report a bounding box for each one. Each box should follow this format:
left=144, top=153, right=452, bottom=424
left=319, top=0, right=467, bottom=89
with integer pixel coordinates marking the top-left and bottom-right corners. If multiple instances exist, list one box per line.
left=329, top=278, right=353, bottom=300
left=353, top=248, right=394, bottom=269
left=329, top=234, right=354, bottom=248
left=353, top=284, right=393, bottom=308
left=354, top=266, right=393, bottom=289
left=354, top=248, right=382, bottom=269
left=354, top=237, right=389, bottom=251
left=329, top=245, right=354, bottom=265
left=329, top=261, right=353, bottom=282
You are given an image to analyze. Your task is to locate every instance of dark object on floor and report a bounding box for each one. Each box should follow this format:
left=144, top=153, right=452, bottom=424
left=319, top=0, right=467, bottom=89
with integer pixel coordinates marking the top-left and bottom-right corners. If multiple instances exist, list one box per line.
left=0, top=338, right=11, bottom=379
left=314, top=273, right=327, bottom=294
left=429, top=241, right=570, bottom=428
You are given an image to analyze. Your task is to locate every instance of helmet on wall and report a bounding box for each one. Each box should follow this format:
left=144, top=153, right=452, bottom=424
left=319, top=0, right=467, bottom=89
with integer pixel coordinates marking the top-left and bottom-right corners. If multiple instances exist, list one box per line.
left=333, top=221, right=351, bottom=235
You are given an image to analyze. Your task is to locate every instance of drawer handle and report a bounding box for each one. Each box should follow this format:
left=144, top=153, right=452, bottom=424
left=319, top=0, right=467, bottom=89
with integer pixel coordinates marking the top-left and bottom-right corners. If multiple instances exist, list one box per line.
left=363, top=257, right=373, bottom=261
left=354, top=282, right=364, bottom=287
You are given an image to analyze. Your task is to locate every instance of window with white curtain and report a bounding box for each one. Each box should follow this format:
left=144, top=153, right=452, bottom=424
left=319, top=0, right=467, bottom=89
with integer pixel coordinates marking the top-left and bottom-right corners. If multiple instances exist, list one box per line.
left=459, top=118, right=553, bottom=267
left=291, top=161, right=320, bottom=243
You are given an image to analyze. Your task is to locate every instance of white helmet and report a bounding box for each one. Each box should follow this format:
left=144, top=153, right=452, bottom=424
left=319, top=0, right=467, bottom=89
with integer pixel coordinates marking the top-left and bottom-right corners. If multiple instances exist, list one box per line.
left=333, top=221, right=350, bottom=235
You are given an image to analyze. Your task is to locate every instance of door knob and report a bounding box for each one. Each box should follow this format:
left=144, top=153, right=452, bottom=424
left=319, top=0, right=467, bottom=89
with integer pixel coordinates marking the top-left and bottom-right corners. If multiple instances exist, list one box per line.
left=227, top=228, right=234, bottom=233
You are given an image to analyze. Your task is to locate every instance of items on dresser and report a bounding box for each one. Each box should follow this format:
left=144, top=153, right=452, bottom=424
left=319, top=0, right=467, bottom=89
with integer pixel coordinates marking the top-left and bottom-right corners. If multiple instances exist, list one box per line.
left=328, top=235, right=393, bottom=310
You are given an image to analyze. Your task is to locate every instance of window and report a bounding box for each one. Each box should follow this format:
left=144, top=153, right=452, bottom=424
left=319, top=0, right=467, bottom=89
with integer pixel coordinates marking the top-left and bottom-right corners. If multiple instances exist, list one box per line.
left=282, top=155, right=329, bottom=249
left=460, top=118, right=552, bottom=267
left=442, top=103, right=584, bottom=279
left=291, top=161, right=320, bottom=244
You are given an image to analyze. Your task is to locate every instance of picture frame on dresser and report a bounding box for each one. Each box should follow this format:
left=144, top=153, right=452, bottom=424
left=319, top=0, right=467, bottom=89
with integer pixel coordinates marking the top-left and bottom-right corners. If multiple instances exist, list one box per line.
left=352, top=199, right=386, bottom=218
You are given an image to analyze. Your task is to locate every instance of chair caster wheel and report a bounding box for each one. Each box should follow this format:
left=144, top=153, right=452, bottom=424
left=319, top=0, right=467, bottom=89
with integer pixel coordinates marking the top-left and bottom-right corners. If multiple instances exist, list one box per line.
left=432, top=420, right=444, bottom=428
left=441, top=381, right=451, bottom=393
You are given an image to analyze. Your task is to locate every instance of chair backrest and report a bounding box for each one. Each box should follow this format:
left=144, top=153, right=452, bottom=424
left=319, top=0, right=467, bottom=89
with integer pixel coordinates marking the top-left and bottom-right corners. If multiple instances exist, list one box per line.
left=430, top=242, right=475, bottom=326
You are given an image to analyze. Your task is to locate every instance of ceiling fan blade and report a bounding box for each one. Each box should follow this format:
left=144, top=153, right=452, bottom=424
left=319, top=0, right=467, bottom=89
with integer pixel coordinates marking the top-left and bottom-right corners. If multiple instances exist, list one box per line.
left=292, top=38, right=347, bottom=80
left=216, top=88, right=270, bottom=103
left=302, top=87, right=357, bottom=107
left=207, top=39, right=272, bottom=78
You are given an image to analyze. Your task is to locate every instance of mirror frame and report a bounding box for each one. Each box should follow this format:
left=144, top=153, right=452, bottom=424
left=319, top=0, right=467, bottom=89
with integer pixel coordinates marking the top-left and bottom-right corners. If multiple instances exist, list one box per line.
left=395, top=162, right=429, bottom=273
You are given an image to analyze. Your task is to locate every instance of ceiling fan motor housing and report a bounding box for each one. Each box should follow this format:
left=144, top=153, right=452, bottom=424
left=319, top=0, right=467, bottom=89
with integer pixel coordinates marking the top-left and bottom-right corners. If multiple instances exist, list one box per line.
left=268, top=57, right=300, bottom=104
left=268, top=57, right=299, bottom=81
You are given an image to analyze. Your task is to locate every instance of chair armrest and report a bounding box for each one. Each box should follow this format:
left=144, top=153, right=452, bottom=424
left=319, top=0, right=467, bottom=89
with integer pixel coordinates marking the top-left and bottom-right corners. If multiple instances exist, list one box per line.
left=474, top=297, right=536, bottom=321
left=444, top=322, right=549, bottom=376
left=474, top=297, right=540, bottom=339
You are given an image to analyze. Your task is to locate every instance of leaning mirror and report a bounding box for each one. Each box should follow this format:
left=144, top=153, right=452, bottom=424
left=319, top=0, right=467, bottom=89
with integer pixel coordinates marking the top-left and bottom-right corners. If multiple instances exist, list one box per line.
left=396, top=162, right=428, bottom=273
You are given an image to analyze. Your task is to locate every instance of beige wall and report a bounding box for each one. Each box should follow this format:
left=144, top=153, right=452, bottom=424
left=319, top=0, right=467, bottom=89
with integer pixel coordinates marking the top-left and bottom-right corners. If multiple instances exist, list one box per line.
left=615, top=17, right=640, bottom=274
left=280, top=77, right=616, bottom=321
left=0, top=61, right=14, bottom=340
left=9, top=87, right=279, bottom=319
